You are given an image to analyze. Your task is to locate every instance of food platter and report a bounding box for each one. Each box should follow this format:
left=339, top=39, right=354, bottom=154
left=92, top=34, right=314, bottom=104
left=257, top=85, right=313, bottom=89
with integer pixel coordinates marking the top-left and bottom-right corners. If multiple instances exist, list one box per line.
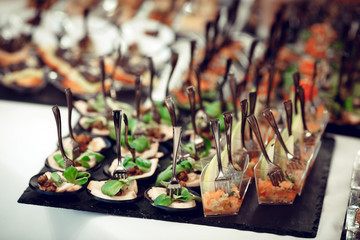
left=19, top=135, right=334, bottom=238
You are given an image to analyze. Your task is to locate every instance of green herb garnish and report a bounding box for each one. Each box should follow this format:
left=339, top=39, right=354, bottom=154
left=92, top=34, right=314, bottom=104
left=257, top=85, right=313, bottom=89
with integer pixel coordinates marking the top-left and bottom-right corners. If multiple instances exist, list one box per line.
left=101, top=178, right=133, bottom=197
left=50, top=172, right=63, bottom=187
left=153, top=187, right=201, bottom=206
left=62, top=166, right=91, bottom=185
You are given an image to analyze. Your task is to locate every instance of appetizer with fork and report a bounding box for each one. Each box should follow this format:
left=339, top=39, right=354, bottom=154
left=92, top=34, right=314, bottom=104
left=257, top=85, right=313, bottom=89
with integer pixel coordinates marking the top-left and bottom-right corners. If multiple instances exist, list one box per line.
left=107, top=113, right=159, bottom=180
left=146, top=126, right=201, bottom=210
left=36, top=166, right=90, bottom=193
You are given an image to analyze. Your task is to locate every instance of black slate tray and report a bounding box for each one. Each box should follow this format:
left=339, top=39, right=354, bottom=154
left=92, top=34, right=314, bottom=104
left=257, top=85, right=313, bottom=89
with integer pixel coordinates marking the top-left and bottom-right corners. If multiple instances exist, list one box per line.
left=18, top=135, right=335, bottom=238
left=325, top=122, right=360, bottom=138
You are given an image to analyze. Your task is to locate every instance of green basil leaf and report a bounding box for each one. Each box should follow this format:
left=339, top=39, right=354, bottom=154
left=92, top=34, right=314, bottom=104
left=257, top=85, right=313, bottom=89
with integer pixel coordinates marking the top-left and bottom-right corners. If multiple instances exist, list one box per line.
left=53, top=154, right=65, bottom=168
left=219, top=114, right=225, bottom=132
left=143, top=112, right=151, bottom=123
left=63, top=166, right=78, bottom=183
left=154, top=194, right=172, bottom=206
left=158, top=106, right=172, bottom=123
left=136, top=157, right=152, bottom=172
left=131, top=136, right=150, bottom=153
left=124, top=161, right=137, bottom=169
left=180, top=187, right=192, bottom=200
left=74, top=177, right=89, bottom=185
left=128, top=118, right=137, bottom=134
left=182, top=142, right=195, bottom=156
left=50, top=172, right=63, bottom=187
left=77, top=155, right=90, bottom=162
left=155, top=160, right=193, bottom=186
left=77, top=172, right=91, bottom=179
left=80, top=162, right=90, bottom=168
left=85, top=150, right=104, bottom=162
left=101, top=180, right=124, bottom=197
left=109, top=129, right=116, bottom=140
left=205, top=101, right=221, bottom=118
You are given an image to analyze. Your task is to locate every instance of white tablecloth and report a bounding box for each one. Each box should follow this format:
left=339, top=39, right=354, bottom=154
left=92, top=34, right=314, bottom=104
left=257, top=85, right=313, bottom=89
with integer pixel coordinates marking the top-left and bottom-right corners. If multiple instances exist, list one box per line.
left=0, top=99, right=358, bottom=240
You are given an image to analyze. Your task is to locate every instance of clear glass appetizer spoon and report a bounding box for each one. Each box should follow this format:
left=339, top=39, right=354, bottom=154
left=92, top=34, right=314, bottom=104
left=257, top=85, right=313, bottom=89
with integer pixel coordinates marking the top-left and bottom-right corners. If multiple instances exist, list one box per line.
left=52, top=105, right=73, bottom=168
left=65, top=88, right=81, bottom=160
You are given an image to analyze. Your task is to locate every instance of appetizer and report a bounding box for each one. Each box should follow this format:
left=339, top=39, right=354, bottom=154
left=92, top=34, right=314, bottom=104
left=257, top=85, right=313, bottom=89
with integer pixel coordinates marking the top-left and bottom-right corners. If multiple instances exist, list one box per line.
left=202, top=185, right=243, bottom=216
left=87, top=178, right=138, bottom=201
left=63, top=133, right=108, bottom=152
left=147, top=184, right=201, bottom=209
left=0, top=29, right=45, bottom=91
left=37, top=166, right=90, bottom=193
left=47, top=149, right=104, bottom=172
left=155, top=157, right=202, bottom=187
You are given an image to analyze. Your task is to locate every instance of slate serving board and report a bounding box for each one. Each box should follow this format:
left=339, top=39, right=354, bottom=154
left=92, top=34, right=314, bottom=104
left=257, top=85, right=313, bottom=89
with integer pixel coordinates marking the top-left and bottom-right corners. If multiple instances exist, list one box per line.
left=18, top=135, right=335, bottom=238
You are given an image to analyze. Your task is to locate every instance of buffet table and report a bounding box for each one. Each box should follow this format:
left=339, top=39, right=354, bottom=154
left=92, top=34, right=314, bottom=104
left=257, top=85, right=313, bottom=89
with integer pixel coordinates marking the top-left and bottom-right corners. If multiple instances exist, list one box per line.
left=0, top=99, right=356, bottom=240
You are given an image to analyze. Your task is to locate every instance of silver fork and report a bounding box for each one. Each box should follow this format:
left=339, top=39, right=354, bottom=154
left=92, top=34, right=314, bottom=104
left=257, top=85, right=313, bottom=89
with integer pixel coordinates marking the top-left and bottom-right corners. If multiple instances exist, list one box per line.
left=223, top=112, right=238, bottom=176
left=210, top=119, right=230, bottom=194
left=112, top=110, right=127, bottom=180
left=167, top=126, right=183, bottom=198
left=164, top=96, right=190, bottom=161
left=132, top=75, right=146, bottom=139
left=298, top=86, right=316, bottom=145
left=262, top=108, right=305, bottom=170
left=186, top=86, right=205, bottom=159
left=65, top=88, right=81, bottom=160
left=283, top=100, right=293, bottom=136
left=247, top=114, right=285, bottom=187
left=52, top=105, right=73, bottom=168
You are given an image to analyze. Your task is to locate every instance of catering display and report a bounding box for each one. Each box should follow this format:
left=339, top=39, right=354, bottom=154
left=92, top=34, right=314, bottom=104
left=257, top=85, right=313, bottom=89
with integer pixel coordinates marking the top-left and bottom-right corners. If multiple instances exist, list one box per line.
left=6, top=0, right=358, bottom=238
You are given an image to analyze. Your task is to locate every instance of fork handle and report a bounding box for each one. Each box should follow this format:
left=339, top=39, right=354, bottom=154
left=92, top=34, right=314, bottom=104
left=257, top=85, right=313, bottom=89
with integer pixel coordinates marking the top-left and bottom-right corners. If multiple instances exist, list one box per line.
left=186, top=86, right=198, bottom=135
left=284, top=100, right=292, bottom=136
left=229, top=73, right=238, bottom=121
left=223, top=112, right=233, bottom=167
left=249, top=91, right=257, bottom=139
left=65, top=88, right=75, bottom=140
left=148, top=57, right=155, bottom=104
left=195, top=68, right=204, bottom=110
left=52, top=105, right=71, bottom=164
left=247, top=114, right=272, bottom=164
left=165, top=52, right=178, bottom=97
left=135, top=75, right=141, bottom=121
left=210, top=119, right=224, bottom=174
left=262, top=108, right=290, bottom=154
left=113, top=110, right=123, bottom=165
left=298, top=86, right=308, bottom=131
left=165, top=96, right=177, bottom=127
left=171, top=126, right=182, bottom=182
left=293, top=72, right=300, bottom=114
left=100, top=57, right=110, bottom=115
left=240, top=99, right=248, bottom=149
